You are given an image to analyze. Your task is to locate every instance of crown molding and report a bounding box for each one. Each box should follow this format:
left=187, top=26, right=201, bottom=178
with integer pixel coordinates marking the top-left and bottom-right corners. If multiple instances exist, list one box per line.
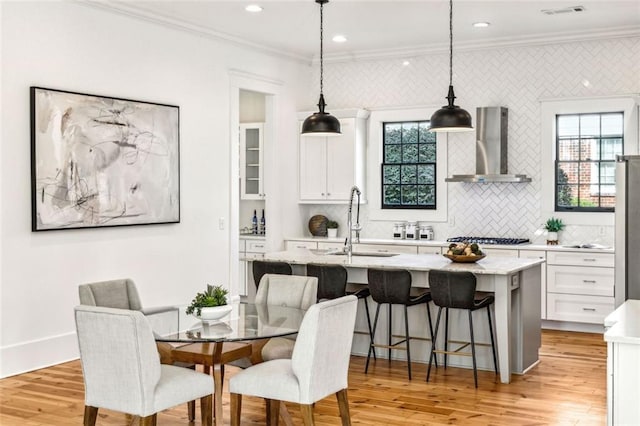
left=321, top=26, right=640, bottom=64
left=77, top=0, right=312, bottom=65
left=75, top=1, right=639, bottom=67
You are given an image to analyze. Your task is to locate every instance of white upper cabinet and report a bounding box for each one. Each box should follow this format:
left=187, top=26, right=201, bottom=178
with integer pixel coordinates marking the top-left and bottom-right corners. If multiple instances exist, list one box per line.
left=240, top=123, right=265, bottom=200
left=298, top=109, right=369, bottom=203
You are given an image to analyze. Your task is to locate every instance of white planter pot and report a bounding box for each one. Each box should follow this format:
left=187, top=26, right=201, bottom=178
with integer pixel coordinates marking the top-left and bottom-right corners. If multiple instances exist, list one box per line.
left=546, top=231, right=559, bottom=245
left=195, top=305, right=232, bottom=322
left=327, top=228, right=338, bottom=238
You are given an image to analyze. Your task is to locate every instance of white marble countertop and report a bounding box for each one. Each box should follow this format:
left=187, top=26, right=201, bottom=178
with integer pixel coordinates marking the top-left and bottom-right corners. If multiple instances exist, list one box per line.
left=284, top=236, right=614, bottom=253
left=604, top=300, right=640, bottom=344
left=263, top=250, right=544, bottom=275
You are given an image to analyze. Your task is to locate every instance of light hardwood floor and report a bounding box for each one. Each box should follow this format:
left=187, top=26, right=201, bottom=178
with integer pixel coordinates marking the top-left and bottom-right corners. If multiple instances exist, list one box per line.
left=0, top=329, right=606, bottom=425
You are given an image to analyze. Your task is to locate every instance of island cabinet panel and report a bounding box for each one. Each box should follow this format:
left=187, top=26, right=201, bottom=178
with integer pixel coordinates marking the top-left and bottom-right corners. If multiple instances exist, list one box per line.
left=520, top=250, right=547, bottom=320
left=481, top=248, right=519, bottom=257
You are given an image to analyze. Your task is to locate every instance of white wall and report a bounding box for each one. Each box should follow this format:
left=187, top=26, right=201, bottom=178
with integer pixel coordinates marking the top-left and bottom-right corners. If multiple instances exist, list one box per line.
left=299, top=36, right=640, bottom=245
left=0, top=1, right=307, bottom=377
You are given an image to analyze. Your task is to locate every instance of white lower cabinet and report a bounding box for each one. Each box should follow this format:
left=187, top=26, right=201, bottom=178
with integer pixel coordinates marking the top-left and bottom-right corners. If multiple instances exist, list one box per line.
left=546, top=251, right=615, bottom=324
left=547, top=293, right=615, bottom=323
left=418, top=246, right=443, bottom=255
left=285, top=240, right=317, bottom=251
left=239, top=238, right=266, bottom=296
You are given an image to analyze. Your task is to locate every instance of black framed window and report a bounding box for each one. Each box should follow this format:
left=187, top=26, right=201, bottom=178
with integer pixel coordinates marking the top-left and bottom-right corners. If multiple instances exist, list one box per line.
left=555, top=112, right=623, bottom=212
left=381, top=121, right=436, bottom=209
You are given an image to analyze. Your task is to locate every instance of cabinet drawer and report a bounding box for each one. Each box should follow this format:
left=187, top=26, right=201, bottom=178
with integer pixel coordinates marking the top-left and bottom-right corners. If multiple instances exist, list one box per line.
left=481, top=248, right=519, bottom=257
left=354, top=243, right=417, bottom=255
left=238, top=239, right=246, bottom=252
left=519, top=250, right=546, bottom=259
left=547, top=251, right=614, bottom=267
left=241, top=252, right=265, bottom=261
left=317, top=242, right=345, bottom=250
left=247, top=241, right=266, bottom=253
left=418, top=246, right=443, bottom=255
left=285, top=241, right=318, bottom=251
left=548, top=265, right=614, bottom=296
left=547, top=293, right=614, bottom=324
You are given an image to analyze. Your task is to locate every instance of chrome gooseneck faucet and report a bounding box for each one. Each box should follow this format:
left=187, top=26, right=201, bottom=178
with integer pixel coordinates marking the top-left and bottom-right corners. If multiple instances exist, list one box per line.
left=345, top=185, right=362, bottom=260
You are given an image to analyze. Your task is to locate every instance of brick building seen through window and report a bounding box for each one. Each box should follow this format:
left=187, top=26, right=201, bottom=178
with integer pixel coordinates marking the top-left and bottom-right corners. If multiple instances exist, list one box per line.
left=556, top=112, right=623, bottom=212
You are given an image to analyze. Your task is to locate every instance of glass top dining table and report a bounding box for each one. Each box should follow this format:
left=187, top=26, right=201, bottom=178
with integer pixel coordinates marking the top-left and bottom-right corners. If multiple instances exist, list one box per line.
left=155, top=302, right=306, bottom=343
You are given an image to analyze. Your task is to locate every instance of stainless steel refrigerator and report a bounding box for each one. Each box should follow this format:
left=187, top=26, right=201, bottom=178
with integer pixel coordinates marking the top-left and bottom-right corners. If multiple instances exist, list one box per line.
left=615, top=155, right=640, bottom=307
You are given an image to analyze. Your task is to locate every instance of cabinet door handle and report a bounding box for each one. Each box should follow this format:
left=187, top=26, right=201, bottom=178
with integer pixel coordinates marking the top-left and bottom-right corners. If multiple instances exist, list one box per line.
left=327, top=192, right=331, bottom=196
left=296, top=245, right=307, bottom=249
left=583, top=279, right=597, bottom=283
left=583, top=258, right=597, bottom=262
left=254, top=244, right=264, bottom=249
left=377, top=249, right=389, bottom=253
left=321, top=193, right=325, bottom=196
left=582, top=307, right=596, bottom=312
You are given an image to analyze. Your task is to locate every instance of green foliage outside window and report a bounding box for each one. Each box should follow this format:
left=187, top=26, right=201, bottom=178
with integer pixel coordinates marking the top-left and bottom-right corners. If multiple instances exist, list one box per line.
left=382, top=121, right=436, bottom=209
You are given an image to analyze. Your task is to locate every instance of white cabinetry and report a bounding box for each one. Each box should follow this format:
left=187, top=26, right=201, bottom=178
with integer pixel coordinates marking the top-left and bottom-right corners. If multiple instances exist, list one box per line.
left=240, top=123, right=265, bottom=200
left=239, top=238, right=266, bottom=296
left=546, top=251, right=615, bottom=324
left=418, top=246, right=443, bottom=255
left=604, top=300, right=640, bottom=425
left=298, top=109, right=369, bottom=203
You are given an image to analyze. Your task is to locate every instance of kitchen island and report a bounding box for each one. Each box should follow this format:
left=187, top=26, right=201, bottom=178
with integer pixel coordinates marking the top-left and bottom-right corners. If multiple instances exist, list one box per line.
left=262, top=249, right=545, bottom=384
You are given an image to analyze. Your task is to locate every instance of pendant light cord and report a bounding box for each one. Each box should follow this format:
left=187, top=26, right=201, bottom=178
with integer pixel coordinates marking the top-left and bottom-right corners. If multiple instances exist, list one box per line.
left=320, top=1, right=324, bottom=95
left=449, top=0, right=453, bottom=87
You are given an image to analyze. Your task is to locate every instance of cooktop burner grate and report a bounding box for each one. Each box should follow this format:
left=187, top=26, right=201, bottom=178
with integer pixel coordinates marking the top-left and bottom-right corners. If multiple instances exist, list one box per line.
left=447, top=236, right=530, bottom=245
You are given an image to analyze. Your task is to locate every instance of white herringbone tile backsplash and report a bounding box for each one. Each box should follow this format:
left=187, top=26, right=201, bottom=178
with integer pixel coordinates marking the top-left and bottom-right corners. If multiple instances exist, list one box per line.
left=301, top=37, right=640, bottom=245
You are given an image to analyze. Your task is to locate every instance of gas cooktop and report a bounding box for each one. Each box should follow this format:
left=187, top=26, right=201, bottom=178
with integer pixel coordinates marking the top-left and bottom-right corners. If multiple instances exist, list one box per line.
left=447, top=236, right=530, bottom=245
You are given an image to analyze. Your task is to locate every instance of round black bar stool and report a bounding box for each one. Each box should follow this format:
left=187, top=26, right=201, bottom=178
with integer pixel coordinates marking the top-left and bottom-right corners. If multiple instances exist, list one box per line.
left=426, top=270, right=498, bottom=388
left=307, top=263, right=375, bottom=358
left=252, top=260, right=292, bottom=289
left=365, top=268, right=435, bottom=380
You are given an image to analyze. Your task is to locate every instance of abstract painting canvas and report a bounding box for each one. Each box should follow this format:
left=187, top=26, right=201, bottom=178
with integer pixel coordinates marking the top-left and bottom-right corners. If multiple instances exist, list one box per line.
left=30, top=87, right=180, bottom=231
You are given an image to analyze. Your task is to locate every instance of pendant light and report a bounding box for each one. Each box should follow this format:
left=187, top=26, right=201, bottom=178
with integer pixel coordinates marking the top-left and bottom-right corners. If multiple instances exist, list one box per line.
left=429, top=0, right=473, bottom=133
left=301, top=0, right=341, bottom=136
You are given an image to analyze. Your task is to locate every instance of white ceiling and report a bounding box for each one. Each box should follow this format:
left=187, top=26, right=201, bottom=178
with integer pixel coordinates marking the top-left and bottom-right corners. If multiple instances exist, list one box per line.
left=104, top=0, right=640, bottom=61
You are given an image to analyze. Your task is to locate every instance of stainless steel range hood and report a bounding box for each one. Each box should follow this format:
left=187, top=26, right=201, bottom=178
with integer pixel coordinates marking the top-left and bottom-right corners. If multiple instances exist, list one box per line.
left=446, top=107, right=532, bottom=183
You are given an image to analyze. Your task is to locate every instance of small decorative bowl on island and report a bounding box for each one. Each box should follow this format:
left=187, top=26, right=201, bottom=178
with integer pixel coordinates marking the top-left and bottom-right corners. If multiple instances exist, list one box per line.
left=443, top=242, right=486, bottom=263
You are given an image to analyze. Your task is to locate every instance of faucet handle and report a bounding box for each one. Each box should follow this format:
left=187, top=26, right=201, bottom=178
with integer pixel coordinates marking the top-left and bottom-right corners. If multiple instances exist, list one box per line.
left=352, top=224, right=362, bottom=231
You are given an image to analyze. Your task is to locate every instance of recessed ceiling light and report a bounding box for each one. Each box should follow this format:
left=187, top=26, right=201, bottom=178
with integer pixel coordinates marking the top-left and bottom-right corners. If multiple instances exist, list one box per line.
left=473, top=22, right=490, bottom=28
left=245, top=4, right=263, bottom=13
left=402, top=60, right=411, bottom=66
left=332, top=35, right=347, bottom=43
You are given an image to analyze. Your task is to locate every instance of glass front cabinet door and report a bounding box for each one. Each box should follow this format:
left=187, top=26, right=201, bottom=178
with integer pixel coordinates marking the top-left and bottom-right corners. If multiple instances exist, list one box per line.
left=240, top=123, right=265, bottom=200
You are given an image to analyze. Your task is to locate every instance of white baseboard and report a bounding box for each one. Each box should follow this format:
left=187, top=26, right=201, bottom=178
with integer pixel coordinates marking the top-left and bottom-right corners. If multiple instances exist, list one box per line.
left=542, top=319, right=604, bottom=334
left=0, top=332, right=79, bottom=378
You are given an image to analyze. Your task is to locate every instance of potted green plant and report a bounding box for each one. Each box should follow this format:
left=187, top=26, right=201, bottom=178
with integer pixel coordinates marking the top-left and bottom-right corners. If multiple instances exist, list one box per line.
left=186, top=284, right=231, bottom=321
left=326, top=220, right=339, bottom=238
left=544, top=217, right=565, bottom=245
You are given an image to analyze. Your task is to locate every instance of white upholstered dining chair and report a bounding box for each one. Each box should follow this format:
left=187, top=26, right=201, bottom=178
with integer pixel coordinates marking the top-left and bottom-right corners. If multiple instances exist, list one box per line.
left=229, top=295, right=358, bottom=426
left=74, top=305, right=214, bottom=426
left=254, top=273, right=318, bottom=361
left=78, top=278, right=178, bottom=336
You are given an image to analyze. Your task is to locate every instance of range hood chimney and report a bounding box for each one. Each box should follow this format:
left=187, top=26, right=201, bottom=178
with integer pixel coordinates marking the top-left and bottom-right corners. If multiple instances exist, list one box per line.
left=446, top=107, right=532, bottom=183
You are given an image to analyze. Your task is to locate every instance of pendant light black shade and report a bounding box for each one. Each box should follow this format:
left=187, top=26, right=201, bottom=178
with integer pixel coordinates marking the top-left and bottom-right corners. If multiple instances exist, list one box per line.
left=301, top=94, right=341, bottom=135
left=429, top=0, right=473, bottom=133
left=301, top=0, right=341, bottom=136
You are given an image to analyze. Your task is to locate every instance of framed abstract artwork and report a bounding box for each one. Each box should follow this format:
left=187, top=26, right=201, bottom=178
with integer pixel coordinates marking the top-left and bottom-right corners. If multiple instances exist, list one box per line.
left=30, top=87, right=180, bottom=231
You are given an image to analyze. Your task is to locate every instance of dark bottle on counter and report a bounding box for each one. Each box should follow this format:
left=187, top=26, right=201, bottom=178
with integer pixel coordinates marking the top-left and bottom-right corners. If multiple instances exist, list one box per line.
left=252, top=210, right=258, bottom=234
left=260, top=209, right=266, bottom=235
